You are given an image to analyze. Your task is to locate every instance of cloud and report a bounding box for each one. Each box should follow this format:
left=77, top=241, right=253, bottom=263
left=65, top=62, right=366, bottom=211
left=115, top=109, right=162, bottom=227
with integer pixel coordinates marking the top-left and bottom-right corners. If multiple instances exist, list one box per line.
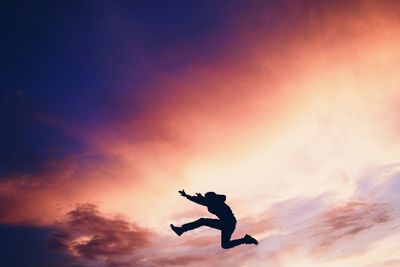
left=365, top=259, right=400, bottom=267
left=0, top=87, right=86, bottom=178
left=311, top=201, right=393, bottom=250
left=0, top=224, right=76, bottom=267
left=48, top=204, right=153, bottom=265
left=354, top=164, right=400, bottom=203
left=237, top=190, right=398, bottom=265
left=151, top=255, right=206, bottom=266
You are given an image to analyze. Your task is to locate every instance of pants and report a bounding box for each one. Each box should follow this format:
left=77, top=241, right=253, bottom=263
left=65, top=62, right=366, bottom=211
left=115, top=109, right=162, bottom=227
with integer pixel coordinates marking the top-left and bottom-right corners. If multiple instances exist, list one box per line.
left=180, top=217, right=245, bottom=249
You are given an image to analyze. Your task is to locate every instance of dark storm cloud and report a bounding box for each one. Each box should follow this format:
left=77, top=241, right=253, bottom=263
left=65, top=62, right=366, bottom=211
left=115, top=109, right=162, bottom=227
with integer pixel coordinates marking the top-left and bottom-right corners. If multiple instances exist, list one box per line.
left=48, top=204, right=153, bottom=263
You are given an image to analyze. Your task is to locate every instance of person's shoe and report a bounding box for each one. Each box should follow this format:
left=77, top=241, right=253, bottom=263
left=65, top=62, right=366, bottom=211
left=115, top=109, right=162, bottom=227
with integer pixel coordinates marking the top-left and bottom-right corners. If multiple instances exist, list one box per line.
left=244, top=234, right=258, bottom=245
left=170, top=224, right=183, bottom=236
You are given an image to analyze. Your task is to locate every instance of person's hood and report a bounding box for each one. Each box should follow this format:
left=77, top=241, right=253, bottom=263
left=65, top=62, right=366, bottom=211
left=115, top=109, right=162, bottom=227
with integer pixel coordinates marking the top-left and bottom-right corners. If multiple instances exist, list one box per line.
left=206, top=192, right=226, bottom=203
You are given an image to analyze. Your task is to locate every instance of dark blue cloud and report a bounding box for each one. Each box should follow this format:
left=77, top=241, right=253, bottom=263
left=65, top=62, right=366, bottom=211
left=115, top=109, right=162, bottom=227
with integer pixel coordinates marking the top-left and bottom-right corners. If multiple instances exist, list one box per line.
left=0, top=1, right=227, bottom=179
left=0, top=224, right=81, bottom=267
left=1, top=0, right=222, bottom=126
left=0, top=88, right=85, bottom=177
left=1, top=0, right=302, bottom=180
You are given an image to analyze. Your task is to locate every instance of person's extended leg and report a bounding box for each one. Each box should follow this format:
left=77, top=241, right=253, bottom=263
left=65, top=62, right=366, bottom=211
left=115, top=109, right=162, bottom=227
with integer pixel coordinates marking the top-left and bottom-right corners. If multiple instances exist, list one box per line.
left=171, top=218, right=221, bottom=236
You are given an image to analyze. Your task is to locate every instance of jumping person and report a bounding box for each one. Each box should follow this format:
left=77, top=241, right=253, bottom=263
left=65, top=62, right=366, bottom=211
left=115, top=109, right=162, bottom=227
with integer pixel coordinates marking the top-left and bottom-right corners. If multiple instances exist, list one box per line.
left=170, top=190, right=258, bottom=249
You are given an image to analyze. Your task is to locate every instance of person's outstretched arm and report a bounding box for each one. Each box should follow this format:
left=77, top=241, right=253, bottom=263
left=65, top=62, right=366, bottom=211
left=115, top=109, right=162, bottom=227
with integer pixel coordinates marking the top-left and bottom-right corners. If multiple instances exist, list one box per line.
left=179, top=190, right=207, bottom=206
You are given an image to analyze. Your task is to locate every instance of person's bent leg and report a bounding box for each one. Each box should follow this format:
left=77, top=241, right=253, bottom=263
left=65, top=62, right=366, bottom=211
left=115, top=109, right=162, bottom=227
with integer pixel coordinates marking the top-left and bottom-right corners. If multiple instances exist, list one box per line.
left=221, top=234, right=258, bottom=249
left=221, top=225, right=236, bottom=249
left=220, top=223, right=258, bottom=249
left=222, top=238, right=245, bottom=249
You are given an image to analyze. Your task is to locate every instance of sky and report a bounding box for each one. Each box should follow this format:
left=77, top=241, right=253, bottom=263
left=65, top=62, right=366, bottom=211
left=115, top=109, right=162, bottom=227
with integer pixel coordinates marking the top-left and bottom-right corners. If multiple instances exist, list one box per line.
left=2, top=0, right=400, bottom=266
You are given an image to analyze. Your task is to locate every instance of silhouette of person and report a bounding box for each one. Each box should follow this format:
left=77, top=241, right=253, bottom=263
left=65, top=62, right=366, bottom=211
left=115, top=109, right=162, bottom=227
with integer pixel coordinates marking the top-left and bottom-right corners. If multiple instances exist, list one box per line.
left=170, top=190, right=258, bottom=249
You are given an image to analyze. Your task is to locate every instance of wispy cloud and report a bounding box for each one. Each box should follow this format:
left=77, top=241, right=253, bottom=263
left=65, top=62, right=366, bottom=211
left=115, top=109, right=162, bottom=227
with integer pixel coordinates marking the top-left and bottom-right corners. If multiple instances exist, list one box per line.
left=310, top=201, right=393, bottom=252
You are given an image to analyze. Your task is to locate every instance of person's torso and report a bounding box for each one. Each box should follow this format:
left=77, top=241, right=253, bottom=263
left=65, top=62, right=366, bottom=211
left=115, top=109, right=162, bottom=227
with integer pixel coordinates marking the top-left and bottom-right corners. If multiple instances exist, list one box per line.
left=207, top=202, right=236, bottom=223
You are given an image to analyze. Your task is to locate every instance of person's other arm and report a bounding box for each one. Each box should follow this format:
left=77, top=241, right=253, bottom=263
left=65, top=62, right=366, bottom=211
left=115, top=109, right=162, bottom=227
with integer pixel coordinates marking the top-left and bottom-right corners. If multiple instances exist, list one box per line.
left=179, top=190, right=207, bottom=206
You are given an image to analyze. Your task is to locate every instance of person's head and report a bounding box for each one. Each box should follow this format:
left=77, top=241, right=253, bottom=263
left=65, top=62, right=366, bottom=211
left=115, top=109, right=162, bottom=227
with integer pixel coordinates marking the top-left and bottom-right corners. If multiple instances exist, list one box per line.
left=205, top=192, right=226, bottom=203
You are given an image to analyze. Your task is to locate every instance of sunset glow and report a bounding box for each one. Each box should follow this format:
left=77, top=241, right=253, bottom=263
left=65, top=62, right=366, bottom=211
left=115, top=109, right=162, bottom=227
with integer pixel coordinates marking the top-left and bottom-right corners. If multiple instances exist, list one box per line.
left=2, top=1, right=400, bottom=266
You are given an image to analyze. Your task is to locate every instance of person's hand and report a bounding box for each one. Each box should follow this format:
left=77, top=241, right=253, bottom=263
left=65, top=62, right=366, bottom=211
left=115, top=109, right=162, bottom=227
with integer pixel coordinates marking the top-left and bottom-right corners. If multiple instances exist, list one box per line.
left=179, top=190, right=187, bottom=197
left=196, top=193, right=203, bottom=197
